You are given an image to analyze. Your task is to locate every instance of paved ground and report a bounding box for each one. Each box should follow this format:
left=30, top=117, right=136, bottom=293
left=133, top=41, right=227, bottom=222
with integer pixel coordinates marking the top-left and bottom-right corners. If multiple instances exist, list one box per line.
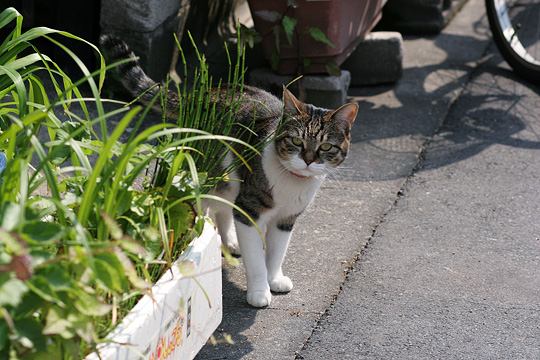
left=198, top=0, right=540, bottom=359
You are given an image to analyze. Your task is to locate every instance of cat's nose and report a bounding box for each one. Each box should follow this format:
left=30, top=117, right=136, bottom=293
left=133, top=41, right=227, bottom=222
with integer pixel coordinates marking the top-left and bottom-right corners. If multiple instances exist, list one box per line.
left=302, top=151, right=315, bottom=165
left=302, top=157, right=317, bottom=166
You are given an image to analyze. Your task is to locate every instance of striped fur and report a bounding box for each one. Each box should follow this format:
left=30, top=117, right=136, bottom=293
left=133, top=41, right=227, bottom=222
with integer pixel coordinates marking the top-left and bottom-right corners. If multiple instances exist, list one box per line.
left=99, top=35, right=180, bottom=116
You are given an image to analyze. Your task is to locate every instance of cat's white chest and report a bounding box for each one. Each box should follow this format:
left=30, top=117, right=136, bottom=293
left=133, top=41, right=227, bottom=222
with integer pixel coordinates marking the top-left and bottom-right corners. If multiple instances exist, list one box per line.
left=262, top=144, right=322, bottom=218
left=271, top=175, right=319, bottom=213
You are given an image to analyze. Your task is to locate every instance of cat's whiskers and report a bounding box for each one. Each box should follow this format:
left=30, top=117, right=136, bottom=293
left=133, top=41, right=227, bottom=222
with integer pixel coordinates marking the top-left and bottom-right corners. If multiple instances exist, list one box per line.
left=276, top=165, right=291, bottom=180
left=322, top=167, right=350, bottom=191
left=327, top=168, right=348, bottom=180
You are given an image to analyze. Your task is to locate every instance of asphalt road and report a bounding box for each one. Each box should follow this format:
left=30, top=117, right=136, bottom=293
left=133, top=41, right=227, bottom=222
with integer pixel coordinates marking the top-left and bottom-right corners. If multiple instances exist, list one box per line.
left=199, top=0, right=540, bottom=358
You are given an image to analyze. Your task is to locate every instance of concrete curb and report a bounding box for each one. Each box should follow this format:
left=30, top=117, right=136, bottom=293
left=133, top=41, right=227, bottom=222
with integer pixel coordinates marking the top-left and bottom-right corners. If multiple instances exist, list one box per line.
left=249, top=68, right=351, bottom=109
left=342, top=31, right=403, bottom=86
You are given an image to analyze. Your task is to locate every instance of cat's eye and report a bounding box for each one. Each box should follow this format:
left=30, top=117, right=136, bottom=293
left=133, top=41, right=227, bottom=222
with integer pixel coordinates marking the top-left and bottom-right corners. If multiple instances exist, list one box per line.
left=319, top=143, right=333, bottom=151
left=291, top=137, right=303, bottom=146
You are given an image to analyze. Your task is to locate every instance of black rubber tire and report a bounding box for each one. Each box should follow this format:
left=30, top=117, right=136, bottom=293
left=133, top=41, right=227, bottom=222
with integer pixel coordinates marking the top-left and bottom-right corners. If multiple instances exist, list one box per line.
left=485, top=0, right=540, bottom=84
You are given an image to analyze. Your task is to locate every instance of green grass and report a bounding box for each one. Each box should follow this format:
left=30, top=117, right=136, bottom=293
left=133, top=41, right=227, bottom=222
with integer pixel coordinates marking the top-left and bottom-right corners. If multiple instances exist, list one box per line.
left=0, top=7, right=253, bottom=359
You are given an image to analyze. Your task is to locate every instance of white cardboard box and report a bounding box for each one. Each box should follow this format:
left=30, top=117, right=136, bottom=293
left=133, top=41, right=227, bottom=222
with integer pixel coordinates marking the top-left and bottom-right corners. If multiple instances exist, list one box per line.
left=87, top=223, right=222, bottom=360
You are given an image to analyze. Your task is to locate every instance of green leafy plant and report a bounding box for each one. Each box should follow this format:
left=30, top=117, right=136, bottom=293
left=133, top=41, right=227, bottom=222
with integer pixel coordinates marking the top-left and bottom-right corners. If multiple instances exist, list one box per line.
left=257, top=4, right=338, bottom=75
left=0, top=7, right=252, bottom=359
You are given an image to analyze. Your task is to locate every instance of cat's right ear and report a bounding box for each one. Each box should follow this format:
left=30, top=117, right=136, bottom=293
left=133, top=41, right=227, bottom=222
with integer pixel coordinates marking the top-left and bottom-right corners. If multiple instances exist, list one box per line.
left=330, top=102, right=358, bottom=127
left=283, top=86, right=306, bottom=115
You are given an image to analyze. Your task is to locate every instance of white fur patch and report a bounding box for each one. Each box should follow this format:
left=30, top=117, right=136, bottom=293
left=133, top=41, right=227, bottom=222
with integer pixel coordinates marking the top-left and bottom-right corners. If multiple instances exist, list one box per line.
left=262, top=144, right=324, bottom=219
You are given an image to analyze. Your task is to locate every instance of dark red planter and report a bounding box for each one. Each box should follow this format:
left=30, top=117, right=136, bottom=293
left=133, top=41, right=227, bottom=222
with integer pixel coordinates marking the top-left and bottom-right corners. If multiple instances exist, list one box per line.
left=248, top=0, right=385, bottom=75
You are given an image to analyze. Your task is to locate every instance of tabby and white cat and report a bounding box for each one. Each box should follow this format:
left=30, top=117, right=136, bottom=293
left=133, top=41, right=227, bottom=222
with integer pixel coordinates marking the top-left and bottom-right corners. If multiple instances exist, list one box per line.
left=101, top=36, right=358, bottom=307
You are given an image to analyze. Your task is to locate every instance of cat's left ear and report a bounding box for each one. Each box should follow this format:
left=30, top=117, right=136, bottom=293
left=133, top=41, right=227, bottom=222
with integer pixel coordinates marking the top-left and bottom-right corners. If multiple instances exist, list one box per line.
left=330, top=103, right=358, bottom=127
left=283, top=86, right=306, bottom=115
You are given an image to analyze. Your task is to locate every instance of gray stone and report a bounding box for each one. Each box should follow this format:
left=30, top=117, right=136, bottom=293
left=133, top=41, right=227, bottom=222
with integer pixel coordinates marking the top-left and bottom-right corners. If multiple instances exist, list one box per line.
left=103, top=15, right=178, bottom=81
left=100, top=0, right=190, bottom=81
left=380, top=0, right=469, bottom=33
left=342, top=31, right=403, bottom=86
left=248, top=68, right=351, bottom=109
left=100, top=0, right=181, bottom=32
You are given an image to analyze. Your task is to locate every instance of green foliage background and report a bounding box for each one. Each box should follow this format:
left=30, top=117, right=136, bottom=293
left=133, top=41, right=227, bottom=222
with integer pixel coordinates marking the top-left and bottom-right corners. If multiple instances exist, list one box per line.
left=0, top=7, right=251, bottom=359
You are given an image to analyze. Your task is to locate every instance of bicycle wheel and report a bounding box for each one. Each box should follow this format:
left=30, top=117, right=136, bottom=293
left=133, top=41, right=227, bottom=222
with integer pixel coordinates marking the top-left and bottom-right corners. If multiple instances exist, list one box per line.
left=485, top=0, right=540, bottom=84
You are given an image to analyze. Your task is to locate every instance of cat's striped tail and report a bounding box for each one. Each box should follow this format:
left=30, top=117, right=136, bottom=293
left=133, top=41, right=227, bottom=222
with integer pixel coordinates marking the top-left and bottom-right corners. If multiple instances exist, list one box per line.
left=99, top=34, right=179, bottom=115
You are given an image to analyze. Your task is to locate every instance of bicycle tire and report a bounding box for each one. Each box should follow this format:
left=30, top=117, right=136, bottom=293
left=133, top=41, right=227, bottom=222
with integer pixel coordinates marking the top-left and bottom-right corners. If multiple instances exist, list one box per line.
left=485, top=0, right=540, bottom=84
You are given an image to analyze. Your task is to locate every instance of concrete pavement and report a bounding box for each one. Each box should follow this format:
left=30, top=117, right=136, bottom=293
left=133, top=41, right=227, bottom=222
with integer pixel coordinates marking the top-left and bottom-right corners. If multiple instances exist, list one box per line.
left=198, top=0, right=540, bottom=359
left=299, top=43, right=540, bottom=360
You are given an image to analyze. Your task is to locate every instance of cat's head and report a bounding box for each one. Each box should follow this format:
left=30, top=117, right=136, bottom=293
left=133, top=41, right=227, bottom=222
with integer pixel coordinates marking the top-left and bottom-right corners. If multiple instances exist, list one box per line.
left=274, top=88, right=358, bottom=178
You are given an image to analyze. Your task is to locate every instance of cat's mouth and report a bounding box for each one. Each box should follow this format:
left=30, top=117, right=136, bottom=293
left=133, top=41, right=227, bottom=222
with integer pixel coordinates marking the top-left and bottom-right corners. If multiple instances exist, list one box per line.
left=278, top=156, right=326, bottom=179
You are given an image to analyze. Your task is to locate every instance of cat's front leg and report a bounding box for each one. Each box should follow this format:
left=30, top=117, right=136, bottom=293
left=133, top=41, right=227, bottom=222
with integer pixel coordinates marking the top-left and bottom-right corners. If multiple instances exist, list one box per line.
left=215, top=210, right=241, bottom=256
left=235, top=220, right=272, bottom=307
left=265, top=217, right=297, bottom=293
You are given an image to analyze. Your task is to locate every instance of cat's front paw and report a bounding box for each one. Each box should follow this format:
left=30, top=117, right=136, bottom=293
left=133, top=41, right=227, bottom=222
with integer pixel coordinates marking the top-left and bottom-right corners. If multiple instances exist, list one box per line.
left=246, top=289, right=272, bottom=307
left=226, top=241, right=241, bottom=256
left=269, top=276, right=293, bottom=293
left=221, top=228, right=241, bottom=256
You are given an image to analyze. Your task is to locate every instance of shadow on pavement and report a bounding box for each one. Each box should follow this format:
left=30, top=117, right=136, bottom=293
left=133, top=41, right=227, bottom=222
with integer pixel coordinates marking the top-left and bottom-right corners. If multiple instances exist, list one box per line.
left=195, top=267, right=255, bottom=360
left=340, top=31, right=540, bottom=183
left=426, top=75, right=540, bottom=171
